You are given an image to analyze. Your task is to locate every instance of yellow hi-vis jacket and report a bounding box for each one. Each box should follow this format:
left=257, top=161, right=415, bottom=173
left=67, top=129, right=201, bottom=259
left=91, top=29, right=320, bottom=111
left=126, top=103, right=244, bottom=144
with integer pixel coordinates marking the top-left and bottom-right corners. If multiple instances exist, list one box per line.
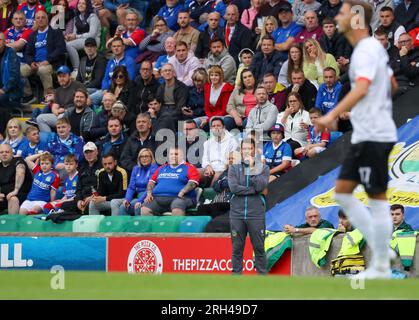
left=391, top=230, right=418, bottom=269
left=337, top=229, right=364, bottom=257
left=309, top=228, right=339, bottom=268
left=264, top=231, right=292, bottom=271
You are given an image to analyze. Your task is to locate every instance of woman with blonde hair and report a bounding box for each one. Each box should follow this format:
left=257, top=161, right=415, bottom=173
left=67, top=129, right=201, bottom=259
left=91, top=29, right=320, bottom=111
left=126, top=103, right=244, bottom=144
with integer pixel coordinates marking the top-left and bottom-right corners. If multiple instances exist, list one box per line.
left=199, top=65, right=234, bottom=130
left=110, top=148, right=159, bottom=216
left=303, top=38, right=340, bottom=85
left=254, top=15, right=278, bottom=50
left=185, top=68, right=208, bottom=120
left=2, top=118, right=27, bottom=156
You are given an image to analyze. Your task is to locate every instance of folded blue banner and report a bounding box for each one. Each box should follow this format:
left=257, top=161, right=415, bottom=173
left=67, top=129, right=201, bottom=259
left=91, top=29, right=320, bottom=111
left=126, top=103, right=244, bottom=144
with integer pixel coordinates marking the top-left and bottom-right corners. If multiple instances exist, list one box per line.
left=0, top=237, right=106, bottom=271
left=267, top=116, right=419, bottom=231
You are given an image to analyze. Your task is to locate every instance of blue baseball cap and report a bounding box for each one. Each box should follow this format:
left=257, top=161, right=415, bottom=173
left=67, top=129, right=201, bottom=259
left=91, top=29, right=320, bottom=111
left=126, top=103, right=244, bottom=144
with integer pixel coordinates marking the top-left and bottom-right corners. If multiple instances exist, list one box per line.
left=57, top=65, right=71, bottom=74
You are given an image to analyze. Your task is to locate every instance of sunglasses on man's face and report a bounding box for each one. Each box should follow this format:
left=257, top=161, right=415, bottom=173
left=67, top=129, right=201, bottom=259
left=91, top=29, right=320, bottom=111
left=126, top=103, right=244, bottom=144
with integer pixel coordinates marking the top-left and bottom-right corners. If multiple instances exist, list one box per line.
left=113, top=74, right=125, bottom=79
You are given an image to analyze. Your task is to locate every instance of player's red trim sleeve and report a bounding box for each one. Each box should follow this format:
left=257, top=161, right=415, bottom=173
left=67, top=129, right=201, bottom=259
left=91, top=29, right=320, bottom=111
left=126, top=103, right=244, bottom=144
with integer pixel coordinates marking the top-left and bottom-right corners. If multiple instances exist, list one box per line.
left=32, top=164, right=41, bottom=175
left=186, top=162, right=200, bottom=185
left=150, top=165, right=162, bottom=183
left=51, top=173, right=60, bottom=190
left=356, top=77, right=372, bottom=84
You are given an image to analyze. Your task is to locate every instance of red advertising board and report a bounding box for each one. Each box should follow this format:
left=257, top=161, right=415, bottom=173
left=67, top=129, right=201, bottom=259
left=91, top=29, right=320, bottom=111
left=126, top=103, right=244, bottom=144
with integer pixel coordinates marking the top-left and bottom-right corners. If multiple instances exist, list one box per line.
left=108, top=237, right=291, bottom=275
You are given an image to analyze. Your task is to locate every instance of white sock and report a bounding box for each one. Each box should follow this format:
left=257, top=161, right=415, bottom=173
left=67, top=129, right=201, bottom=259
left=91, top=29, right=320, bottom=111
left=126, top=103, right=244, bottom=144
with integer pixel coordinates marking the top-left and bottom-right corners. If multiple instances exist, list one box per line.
left=334, top=193, right=375, bottom=252
left=369, top=198, right=392, bottom=270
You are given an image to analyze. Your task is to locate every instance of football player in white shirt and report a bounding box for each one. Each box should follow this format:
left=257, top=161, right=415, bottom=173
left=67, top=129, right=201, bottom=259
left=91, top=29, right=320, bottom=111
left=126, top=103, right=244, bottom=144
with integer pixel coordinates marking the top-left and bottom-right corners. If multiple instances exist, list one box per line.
left=316, top=0, right=398, bottom=279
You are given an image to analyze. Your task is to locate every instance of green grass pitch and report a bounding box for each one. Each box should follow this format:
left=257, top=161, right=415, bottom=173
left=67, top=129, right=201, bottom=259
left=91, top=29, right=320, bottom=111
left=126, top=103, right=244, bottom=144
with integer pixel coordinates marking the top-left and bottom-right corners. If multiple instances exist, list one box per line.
left=0, top=271, right=418, bottom=299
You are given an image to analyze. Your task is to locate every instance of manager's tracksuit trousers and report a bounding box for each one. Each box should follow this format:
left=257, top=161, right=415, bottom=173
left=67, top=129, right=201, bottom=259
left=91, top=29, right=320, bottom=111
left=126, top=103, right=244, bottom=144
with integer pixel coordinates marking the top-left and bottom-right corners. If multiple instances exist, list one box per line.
left=230, top=218, right=267, bottom=275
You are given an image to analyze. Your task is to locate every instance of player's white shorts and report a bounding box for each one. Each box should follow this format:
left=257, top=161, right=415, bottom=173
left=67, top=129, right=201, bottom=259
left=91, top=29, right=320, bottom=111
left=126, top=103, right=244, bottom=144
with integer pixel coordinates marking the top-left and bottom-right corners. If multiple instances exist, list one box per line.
left=21, top=200, right=47, bottom=211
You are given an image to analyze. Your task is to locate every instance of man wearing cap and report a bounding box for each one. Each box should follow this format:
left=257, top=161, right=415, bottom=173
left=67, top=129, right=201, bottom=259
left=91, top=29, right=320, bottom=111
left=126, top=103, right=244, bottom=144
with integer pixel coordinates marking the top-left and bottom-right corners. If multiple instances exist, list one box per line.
left=60, top=141, right=103, bottom=215
left=21, top=11, right=66, bottom=101
left=273, top=2, right=302, bottom=61
left=36, top=65, right=85, bottom=132
left=263, top=123, right=292, bottom=182
left=77, top=38, right=108, bottom=92
left=110, top=100, right=136, bottom=137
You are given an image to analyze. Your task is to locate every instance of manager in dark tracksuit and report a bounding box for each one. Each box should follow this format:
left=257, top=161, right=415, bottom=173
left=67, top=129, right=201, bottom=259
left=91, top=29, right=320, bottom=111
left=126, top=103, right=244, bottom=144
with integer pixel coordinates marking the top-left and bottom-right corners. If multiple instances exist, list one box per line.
left=228, top=138, right=270, bottom=275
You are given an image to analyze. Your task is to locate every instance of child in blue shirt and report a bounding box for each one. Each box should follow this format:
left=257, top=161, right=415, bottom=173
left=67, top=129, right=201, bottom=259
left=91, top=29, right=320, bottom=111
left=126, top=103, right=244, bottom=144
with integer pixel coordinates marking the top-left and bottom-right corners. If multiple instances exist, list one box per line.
left=42, top=154, right=79, bottom=214
left=19, top=152, right=60, bottom=215
left=263, top=123, right=292, bottom=183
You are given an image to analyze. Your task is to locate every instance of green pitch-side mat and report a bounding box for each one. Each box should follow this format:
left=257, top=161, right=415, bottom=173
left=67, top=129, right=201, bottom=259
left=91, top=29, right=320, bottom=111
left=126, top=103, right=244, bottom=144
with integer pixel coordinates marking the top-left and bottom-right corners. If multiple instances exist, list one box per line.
left=0, top=271, right=418, bottom=300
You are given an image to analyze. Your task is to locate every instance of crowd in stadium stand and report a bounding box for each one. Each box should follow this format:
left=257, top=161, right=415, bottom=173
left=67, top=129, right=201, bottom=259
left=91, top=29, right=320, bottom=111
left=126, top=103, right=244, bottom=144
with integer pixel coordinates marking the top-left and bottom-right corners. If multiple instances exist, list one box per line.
left=0, top=0, right=417, bottom=219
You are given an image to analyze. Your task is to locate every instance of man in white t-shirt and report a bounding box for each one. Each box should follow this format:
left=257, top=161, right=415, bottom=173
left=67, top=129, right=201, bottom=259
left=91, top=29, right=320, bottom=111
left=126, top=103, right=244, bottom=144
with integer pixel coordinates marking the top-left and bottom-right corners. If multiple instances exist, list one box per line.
left=316, top=0, right=398, bottom=280
left=201, top=117, right=239, bottom=187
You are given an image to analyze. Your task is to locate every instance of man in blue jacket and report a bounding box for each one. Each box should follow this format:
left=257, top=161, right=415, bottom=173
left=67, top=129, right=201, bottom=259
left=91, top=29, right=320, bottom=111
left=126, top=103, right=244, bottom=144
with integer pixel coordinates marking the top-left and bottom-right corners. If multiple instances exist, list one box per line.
left=21, top=11, right=66, bottom=101
left=0, top=33, right=22, bottom=110
left=315, top=67, right=342, bottom=115
left=228, top=138, right=270, bottom=275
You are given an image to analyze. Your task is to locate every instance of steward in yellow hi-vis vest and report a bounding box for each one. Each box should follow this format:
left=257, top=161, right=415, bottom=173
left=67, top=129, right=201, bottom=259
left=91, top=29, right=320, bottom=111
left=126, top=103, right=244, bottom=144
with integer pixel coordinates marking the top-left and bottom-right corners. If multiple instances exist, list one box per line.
left=331, top=229, right=366, bottom=276
left=264, top=231, right=292, bottom=271
left=391, top=230, right=418, bottom=271
left=309, top=228, right=339, bottom=268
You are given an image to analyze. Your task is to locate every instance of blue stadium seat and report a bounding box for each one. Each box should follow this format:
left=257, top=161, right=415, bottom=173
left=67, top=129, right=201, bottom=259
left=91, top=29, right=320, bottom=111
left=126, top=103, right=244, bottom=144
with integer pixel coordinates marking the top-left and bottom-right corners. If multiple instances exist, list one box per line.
left=178, top=216, right=212, bottom=233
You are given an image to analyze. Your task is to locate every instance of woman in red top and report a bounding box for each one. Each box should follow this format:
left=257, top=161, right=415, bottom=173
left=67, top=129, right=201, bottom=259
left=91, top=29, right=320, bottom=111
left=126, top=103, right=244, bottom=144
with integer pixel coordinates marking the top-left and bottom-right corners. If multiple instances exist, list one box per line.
left=200, top=65, right=234, bottom=130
